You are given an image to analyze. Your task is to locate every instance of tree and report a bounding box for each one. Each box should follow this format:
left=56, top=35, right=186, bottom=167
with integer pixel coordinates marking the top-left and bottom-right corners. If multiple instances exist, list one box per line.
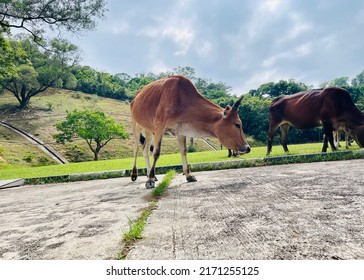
left=239, top=94, right=271, bottom=143
left=54, top=110, right=129, bottom=161
left=0, top=33, right=18, bottom=92
left=0, top=36, right=79, bottom=109
left=0, top=0, right=106, bottom=43
left=71, top=66, right=128, bottom=99
left=251, top=80, right=309, bottom=98
left=352, top=70, right=364, bottom=87
left=320, top=77, right=350, bottom=88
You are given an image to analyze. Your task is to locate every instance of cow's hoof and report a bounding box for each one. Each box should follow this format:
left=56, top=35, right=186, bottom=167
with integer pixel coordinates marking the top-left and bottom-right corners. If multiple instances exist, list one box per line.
left=145, top=180, right=155, bottom=189
left=186, top=175, right=197, bottom=182
left=131, top=175, right=137, bottom=181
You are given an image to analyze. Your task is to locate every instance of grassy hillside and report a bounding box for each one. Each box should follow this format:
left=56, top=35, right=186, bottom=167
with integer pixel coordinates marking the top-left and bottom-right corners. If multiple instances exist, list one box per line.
left=0, top=88, right=220, bottom=168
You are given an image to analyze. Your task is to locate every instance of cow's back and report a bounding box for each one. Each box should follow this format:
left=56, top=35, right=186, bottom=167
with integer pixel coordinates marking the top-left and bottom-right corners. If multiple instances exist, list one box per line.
left=130, top=75, right=207, bottom=130
left=269, top=90, right=323, bottom=129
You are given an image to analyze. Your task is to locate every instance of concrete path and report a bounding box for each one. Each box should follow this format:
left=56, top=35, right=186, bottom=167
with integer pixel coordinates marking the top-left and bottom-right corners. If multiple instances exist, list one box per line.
left=0, top=175, right=163, bottom=260
left=127, top=159, right=364, bottom=260
left=1, top=159, right=363, bottom=260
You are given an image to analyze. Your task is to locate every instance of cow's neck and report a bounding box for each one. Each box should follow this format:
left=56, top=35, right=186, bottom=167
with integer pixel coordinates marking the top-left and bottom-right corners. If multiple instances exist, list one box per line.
left=175, top=102, right=224, bottom=138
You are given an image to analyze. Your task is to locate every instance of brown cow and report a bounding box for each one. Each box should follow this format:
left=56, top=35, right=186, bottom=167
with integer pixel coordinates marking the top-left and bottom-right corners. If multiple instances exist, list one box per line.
left=266, top=86, right=364, bottom=155
left=130, top=75, right=251, bottom=188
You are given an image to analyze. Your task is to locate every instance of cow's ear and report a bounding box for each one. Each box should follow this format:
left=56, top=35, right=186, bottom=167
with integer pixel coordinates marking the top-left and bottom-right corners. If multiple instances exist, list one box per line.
left=224, top=105, right=232, bottom=116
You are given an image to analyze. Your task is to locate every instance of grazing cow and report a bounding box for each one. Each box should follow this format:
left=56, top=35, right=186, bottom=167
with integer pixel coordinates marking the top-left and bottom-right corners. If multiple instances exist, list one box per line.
left=130, top=75, right=251, bottom=188
left=266, top=86, right=364, bottom=155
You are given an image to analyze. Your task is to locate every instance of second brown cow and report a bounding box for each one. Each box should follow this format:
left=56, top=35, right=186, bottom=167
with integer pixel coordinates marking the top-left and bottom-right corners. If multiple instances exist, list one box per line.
left=267, top=86, right=364, bottom=155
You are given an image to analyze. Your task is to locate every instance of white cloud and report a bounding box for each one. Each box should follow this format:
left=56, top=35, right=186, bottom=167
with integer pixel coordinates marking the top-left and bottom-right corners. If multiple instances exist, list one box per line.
left=241, top=68, right=281, bottom=93
left=110, top=21, right=129, bottom=35
left=196, top=40, right=212, bottom=57
left=284, top=13, right=312, bottom=41
left=137, top=3, right=195, bottom=57
left=259, top=0, right=286, bottom=13
left=150, top=61, right=170, bottom=74
left=262, top=43, right=312, bottom=67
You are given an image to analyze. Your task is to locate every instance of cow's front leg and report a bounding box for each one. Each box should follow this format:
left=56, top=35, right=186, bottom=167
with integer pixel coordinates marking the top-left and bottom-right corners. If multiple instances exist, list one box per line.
left=178, top=135, right=197, bottom=182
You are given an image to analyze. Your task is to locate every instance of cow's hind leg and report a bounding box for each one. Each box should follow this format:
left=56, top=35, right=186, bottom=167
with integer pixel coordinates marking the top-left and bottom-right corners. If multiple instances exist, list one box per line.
left=131, top=122, right=141, bottom=181
left=145, top=130, right=164, bottom=189
left=279, top=123, right=290, bottom=153
left=178, top=135, right=197, bottom=182
left=322, top=123, right=336, bottom=152
left=142, top=131, right=156, bottom=180
left=267, top=120, right=280, bottom=156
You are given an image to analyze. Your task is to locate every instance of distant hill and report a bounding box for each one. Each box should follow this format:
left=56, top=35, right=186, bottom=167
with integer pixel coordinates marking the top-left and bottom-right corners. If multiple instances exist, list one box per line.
left=0, top=88, right=219, bottom=168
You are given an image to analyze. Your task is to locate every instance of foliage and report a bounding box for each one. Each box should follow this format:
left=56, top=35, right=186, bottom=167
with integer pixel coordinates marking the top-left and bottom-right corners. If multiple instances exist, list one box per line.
left=0, top=144, right=4, bottom=156
left=352, top=70, right=364, bottom=87
left=54, top=110, right=129, bottom=161
left=187, top=145, right=198, bottom=153
left=0, top=0, right=106, bottom=43
left=320, top=76, right=350, bottom=88
left=250, top=79, right=309, bottom=98
left=71, top=66, right=128, bottom=100
left=0, top=36, right=79, bottom=108
left=239, top=94, right=271, bottom=143
left=65, top=144, right=91, bottom=163
left=0, top=33, right=27, bottom=95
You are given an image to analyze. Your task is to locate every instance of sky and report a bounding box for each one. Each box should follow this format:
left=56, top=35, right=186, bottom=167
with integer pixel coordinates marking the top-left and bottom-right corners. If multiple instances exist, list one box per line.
left=65, top=0, right=364, bottom=95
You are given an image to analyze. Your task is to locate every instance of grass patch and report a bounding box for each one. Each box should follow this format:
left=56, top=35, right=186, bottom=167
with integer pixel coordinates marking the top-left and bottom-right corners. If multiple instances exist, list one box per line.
left=1, top=142, right=363, bottom=182
left=122, top=209, right=153, bottom=243
left=118, top=171, right=176, bottom=260
left=152, top=170, right=177, bottom=197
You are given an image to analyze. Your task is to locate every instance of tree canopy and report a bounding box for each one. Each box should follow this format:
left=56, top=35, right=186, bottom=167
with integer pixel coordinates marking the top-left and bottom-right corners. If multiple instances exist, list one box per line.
left=54, top=110, right=129, bottom=161
left=0, top=35, right=79, bottom=108
left=0, top=0, right=106, bottom=43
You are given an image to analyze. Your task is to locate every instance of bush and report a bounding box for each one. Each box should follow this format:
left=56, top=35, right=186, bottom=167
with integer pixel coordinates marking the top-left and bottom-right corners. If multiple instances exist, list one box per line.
left=37, top=156, right=51, bottom=166
left=65, top=144, right=91, bottom=162
left=23, top=153, right=35, bottom=162
left=187, top=145, right=198, bottom=153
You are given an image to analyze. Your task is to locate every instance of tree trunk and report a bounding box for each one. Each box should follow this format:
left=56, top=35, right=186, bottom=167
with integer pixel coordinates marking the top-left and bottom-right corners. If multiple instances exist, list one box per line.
left=93, top=142, right=102, bottom=161
left=18, top=97, right=30, bottom=109
left=93, top=151, right=99, bottom=161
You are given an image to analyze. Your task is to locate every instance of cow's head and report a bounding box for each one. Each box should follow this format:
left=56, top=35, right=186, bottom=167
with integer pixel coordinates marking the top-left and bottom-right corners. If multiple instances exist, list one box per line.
left=215, top=96, right=251, bottom=155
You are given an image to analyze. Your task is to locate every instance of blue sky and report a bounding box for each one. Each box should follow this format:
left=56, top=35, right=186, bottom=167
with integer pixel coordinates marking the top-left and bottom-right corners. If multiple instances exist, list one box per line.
left=66, top=0, right=364, bottom=94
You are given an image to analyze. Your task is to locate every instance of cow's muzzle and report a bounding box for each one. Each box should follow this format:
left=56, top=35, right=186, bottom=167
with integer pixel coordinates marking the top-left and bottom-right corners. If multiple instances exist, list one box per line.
left=236, top=145, right=251, bottom=155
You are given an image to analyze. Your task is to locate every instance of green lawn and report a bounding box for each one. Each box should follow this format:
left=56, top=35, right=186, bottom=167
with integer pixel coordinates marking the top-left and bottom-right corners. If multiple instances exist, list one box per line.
left=1, top=142, right=361, bottom=180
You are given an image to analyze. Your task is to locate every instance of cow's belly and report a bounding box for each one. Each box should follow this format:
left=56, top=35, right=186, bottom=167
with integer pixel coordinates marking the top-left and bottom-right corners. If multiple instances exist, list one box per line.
left=282, top=117, right=321, bottom=129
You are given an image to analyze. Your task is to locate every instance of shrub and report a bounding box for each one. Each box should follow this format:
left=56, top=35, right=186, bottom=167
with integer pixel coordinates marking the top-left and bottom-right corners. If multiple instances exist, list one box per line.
left=23, top=153, right=35, bottom=163
left=187, top=145, right=198, bottom=153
